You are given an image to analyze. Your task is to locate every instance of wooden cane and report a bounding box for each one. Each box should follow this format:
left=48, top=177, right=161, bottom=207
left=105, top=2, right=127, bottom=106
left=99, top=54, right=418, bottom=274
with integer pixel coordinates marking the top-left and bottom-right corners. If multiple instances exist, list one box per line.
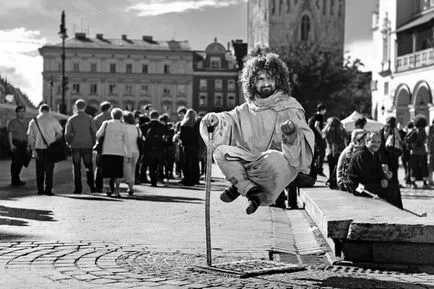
left=205, top=126, right=215, bottom=266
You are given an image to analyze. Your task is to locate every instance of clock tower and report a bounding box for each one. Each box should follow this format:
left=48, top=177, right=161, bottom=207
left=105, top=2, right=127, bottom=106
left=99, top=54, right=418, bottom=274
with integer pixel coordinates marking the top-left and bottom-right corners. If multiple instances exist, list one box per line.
left=248, top=0, right=345, bottom=51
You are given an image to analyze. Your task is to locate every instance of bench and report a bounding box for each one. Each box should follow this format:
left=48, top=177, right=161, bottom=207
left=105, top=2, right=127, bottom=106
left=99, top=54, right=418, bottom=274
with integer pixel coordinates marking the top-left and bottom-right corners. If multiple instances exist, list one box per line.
left=297, top=186, right=434, bottom=273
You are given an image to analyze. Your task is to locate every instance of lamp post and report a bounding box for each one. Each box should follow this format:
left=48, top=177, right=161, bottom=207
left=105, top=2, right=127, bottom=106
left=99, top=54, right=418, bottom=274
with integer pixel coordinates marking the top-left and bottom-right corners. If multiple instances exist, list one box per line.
left=59, top=10, right=68, bottom=114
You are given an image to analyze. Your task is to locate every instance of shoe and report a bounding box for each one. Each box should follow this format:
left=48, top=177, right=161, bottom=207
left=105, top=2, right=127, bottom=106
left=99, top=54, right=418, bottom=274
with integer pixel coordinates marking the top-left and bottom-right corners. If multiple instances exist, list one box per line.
left=151, top=183, right=157, bottom=187
left=220, top=185, right=240, bottom=203
left=246, top=198, right=260, bottom=215
left=245, top=186, right=263, bottom=215
left=423, top=182, right=431, bottom=189
left=73, top=191, right=81, bottom=194
left=106, top=190, right=112, bottom=197
left=37, top=191, right=44, bottom=195
left=89, top=186, right=97, bottom=193
left=134, top=180, right=142, bottom=185
left=44, top=191, right=54, bottom=196
left=127, top=190, right=134, bottom=196
left=318, top=171, right=326, bottom=177
left=11, top=180, right=26, bottom=186
left=95, top=188, right=103, bottom=193
left=411, top=182, right=418, bottom=189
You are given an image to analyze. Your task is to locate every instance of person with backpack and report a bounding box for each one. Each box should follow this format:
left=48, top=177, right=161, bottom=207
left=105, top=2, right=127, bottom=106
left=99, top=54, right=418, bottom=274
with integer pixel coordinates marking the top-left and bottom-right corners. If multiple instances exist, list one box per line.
left=144, top=110, right=169, bottom=187
left=406, top=115, right=430, bottom=189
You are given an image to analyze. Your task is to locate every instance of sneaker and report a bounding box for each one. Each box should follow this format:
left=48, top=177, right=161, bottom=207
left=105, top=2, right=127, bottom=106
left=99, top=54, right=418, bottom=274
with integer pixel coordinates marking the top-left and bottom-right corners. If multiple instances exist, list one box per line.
left=220, top=185, right=240, bottom=203
left=11, top=180, right=26, bottom=186
left=127, top=190, right=134, bottom=196
left=411, top=182, right=418, bottom=190
left=44, top=191, right=54, bottom=196
left=245, top=186, right=263, bottom=215
left=423, top=182, right=431, bottom=190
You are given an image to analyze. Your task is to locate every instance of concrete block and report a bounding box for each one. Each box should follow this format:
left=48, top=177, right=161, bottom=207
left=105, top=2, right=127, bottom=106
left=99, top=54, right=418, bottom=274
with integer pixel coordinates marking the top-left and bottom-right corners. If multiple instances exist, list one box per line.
left=343, top=241, right=373, bottom=262
left=372, top=242, right=434, bottom=265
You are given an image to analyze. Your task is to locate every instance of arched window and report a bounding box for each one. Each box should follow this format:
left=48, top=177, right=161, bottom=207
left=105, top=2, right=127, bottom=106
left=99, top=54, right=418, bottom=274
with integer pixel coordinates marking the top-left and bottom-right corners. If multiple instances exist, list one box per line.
left=301, top=15, right=311, bottom=41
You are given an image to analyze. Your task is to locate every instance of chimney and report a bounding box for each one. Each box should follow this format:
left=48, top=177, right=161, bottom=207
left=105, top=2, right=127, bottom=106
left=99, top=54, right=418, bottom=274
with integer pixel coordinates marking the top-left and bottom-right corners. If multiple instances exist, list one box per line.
left=75, top=32, right=86, bottom=39
left=96, top=33, right=103, bottom=40
left=142, top=35, right=153, bottom=42
left=121, top=34, right=128, bottom=40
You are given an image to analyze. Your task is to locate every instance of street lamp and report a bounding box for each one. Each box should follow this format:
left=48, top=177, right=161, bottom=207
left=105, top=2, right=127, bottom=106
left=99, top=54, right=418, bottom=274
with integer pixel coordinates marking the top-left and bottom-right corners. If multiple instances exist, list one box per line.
left=58, top=10, right=68, bottom=114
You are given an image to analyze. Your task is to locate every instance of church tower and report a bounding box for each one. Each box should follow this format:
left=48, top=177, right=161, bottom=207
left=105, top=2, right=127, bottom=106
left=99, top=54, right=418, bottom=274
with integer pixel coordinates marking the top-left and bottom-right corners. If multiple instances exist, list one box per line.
left=248, top=0, right=346, bottom=51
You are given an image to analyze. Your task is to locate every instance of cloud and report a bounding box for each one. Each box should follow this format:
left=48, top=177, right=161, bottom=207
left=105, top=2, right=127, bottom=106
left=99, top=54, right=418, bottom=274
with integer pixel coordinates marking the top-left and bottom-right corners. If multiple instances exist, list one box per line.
left=126, top=0, right=246, bottom=16
left=345, top=39, right=373, bottom=71
left=0, top=28, right=47, bottom=106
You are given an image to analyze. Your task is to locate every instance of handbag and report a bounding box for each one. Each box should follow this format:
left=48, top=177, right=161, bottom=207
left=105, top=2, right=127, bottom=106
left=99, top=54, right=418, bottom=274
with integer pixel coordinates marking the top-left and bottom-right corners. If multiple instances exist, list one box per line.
left=34, top=117, right=67, bottom=163
left=93, top=122, right=107, bottom=154
left=136, top=127, right=146, bottom=153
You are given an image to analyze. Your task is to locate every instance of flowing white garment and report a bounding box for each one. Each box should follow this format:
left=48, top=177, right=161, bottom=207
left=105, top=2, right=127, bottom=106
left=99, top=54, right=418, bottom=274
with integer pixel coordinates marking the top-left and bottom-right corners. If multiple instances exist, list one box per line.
left=200, top=91, right=315, bottom=206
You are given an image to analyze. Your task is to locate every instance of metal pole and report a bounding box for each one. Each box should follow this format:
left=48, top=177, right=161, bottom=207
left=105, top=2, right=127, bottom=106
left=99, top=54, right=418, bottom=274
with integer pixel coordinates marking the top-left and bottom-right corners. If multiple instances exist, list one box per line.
left=59, top=10, right=68, bottom=114
left=205, top=126, right=215, bottom=266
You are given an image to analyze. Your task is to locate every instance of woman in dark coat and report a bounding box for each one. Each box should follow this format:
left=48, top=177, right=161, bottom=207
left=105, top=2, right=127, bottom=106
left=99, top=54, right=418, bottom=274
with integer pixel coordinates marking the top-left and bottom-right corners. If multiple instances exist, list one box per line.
left=179, top=109, right=200, bottom=186
left=346, top=131, right=403, bottom=209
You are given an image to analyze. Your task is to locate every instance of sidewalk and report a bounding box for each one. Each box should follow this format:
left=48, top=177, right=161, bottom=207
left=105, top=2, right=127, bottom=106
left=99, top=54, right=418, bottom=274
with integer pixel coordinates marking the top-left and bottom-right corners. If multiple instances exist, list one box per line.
left=0, top=158, right=433, bottom=288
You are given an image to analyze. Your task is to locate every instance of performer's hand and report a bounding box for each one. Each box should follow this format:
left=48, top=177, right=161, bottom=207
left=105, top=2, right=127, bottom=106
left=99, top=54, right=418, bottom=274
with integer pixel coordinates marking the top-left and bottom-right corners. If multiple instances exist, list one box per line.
left=10, top=144, right=17, bottom=152
left=381, top=179, right=388, bottom=188
left=280, top=120, right=296, bottom=135
left=202, top=113, right=219, bottom=128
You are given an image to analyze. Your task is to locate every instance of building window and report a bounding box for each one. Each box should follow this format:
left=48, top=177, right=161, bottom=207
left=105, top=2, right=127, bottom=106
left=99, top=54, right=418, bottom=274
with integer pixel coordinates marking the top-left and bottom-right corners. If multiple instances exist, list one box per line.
left=227, top=79, right=236, bottom=91
left=73, top=63, right=79, bottom=72
left=287, top=0, right=291, bottom=12
left=384, top=82, right=389, bottom=96
left=323, top=0, right=327, bottom=14
left=330, top=0, right=334, bottom=15
left=126, top=64, right=133, bottom=73
left=214, top=93, right=223, bottom=107
left=109, top=84, right=117, bottom=95
left=199, top=93, right=207, bottom=107
left=199, top=79, right=207, bottom=90
left=227, top=93, right=236, bottom=107
left=72, top=83, right=80, bottom=94
left=125, top=84, right=133, bottom=95
left=141, top=85, right=148, bottom=93
left=301, top=15, right=311, bottom=41
left=163, top=87, right=171, bottom=94
left=371, top=80, right=378, bottom=91
left=142, top=64, right=148, bottom=74
left=271, top=0, right=276, bottom=15
left=110, top=63, right=116, bottom=73
left=177, top=84, right=186, bottom=96
left=215, top=79, right=223, bottom=90
left=164, top=64, right=170, bottom=74
left=90, top=63, right=97, bottom=72
left=90, top=84, right=98, bottom=94
left=210, top=57, right=221, bottom=69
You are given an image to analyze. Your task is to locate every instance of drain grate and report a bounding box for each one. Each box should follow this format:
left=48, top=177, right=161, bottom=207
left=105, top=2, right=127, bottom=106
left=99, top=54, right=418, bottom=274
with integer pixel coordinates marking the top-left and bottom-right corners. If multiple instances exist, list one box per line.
left=322, top=265, right=407, bottom=275
left=192, top=260, right=306, bottom=278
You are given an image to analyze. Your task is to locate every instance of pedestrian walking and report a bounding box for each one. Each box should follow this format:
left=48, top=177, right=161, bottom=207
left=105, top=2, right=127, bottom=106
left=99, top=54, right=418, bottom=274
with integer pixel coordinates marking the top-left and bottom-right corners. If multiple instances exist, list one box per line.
left=313, top=104, right=327, bottom=177
left=427, top=119, right=434, bottom=185
left=180, top=109, right=200, bottom=186
left=65, top=99, right=97, bottom=194
left=122, top=111, right=141, bottom=195
left=27, top=104, right=63, bottom=195
left=406, top=115, right=430, bottom=189
left=380, top=116, right=403, bottom=183
left=96, top=108, right=129, bottom=197
left=7, top=105, right=31, bottom=186
left=93, top=101, right=112, bottom=192
left=143, top=110, right=168, bottom=187
left=323, top=117, right=348, bottom=189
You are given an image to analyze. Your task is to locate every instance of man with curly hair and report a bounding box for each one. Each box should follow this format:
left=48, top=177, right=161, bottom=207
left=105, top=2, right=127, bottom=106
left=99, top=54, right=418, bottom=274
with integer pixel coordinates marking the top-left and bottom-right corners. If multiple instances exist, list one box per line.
left=201, top=53, right=314, bottom=214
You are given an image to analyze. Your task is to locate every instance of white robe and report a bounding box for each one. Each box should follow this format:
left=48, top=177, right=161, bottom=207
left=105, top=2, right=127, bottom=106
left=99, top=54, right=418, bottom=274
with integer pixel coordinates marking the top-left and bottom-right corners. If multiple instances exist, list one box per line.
left=200, top=91, right=315, bottom=206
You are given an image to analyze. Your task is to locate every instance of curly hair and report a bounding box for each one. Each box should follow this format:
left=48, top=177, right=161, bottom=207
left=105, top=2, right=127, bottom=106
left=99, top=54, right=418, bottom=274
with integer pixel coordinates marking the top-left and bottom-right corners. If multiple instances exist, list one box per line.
left=240, top=53, right=291, bottom=102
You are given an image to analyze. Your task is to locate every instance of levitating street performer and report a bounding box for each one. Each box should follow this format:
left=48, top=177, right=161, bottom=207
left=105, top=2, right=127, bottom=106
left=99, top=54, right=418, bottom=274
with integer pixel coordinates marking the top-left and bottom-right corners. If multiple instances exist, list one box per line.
left=200, top=53, right=314, bottom=214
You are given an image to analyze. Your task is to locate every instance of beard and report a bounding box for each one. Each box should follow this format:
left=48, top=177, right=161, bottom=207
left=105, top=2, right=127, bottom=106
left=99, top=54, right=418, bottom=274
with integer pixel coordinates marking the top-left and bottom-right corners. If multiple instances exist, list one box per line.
left=256, top=87, right=276, bottom=99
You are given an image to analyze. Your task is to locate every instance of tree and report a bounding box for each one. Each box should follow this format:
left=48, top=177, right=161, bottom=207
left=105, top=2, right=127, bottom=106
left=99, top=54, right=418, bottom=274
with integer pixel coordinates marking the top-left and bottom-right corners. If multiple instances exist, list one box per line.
left=276, top=42, right=371, bottom=119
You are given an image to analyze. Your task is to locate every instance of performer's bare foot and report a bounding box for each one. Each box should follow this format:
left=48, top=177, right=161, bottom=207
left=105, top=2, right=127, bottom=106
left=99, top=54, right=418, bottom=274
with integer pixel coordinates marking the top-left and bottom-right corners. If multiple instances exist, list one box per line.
left=245, top=186, right=262, bottom=215
left=220, top=185, right=240, bottom=203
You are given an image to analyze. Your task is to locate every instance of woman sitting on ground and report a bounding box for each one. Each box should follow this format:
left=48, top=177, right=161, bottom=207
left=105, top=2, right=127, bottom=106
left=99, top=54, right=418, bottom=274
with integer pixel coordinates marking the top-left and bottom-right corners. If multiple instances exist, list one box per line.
left=345, top=131, right=403, bottom=209
left=336, top=129, right=366, bottom=191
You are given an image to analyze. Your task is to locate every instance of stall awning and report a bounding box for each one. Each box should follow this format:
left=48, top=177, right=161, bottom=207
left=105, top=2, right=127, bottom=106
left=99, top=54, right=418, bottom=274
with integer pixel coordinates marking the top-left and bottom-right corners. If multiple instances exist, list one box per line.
left=395, top=11, right=434, bottom=33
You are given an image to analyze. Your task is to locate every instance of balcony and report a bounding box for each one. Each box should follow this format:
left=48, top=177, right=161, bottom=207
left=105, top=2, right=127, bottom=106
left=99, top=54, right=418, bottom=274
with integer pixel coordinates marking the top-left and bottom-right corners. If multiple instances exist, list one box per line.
left=396, top=48, right=434, bottom=72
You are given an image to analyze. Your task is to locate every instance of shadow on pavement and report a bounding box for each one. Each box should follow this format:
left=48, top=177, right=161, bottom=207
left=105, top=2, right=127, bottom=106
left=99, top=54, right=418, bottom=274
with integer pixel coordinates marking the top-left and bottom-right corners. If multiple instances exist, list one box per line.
left=0, top=231, right=35, bottom=241
left=0, top=206, right=55, bottom=222
left=127, top=194, right=203, bottom=204
left=297, top=276, right=434, bottom=289
left=0, top=218, right=28, bottom=226
left=61, top=195, right=123, bottom=202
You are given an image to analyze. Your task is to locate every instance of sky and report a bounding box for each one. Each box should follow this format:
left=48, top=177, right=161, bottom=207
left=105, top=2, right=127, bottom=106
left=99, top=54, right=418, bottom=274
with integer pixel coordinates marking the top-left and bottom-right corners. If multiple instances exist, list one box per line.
left=0, top=0, right=376, bottom=106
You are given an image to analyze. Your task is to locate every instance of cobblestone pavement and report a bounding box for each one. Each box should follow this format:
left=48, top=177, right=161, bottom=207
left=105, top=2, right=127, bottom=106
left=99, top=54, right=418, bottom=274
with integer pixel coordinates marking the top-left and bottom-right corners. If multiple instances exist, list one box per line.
left=0, top=160, right=434, bottom=288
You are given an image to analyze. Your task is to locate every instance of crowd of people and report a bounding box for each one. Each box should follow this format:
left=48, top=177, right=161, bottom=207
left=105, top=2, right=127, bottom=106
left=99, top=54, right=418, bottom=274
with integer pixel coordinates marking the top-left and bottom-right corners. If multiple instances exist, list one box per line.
left=7, top=101, right=207, bottom=197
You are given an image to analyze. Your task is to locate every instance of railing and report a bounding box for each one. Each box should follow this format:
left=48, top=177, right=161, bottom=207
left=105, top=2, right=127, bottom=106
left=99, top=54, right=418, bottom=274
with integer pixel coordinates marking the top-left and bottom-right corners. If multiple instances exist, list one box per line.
left=396, top=48, right=434, bottom=72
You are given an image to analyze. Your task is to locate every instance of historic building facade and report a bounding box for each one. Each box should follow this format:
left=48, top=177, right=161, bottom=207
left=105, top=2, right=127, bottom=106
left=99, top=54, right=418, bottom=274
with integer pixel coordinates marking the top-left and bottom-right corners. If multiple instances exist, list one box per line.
left=372, top=0, right=434, bottom=125
left=247, top=0, right=346, bottom=51
left=192, top=39, right=242, bottom=114
left=39, top=33, right=193, bottom=118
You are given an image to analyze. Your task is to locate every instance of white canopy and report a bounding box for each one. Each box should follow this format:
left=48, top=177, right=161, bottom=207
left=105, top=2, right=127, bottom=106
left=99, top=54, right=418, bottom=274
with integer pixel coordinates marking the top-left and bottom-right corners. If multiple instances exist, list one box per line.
left=341, top=111, right=384, bottom=132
